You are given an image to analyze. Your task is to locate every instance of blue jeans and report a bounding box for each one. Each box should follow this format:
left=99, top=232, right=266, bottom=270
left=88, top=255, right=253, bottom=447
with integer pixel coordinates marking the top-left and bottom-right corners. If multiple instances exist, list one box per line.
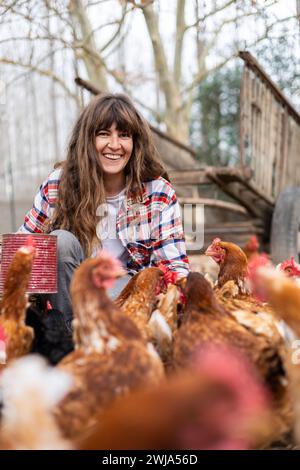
left=45, top=230, right=130, bottom=322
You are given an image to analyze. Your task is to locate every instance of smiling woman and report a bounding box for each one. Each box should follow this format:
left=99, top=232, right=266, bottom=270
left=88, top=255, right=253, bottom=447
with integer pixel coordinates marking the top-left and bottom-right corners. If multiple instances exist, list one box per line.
left=18, top=93, right=189, bottom=326
left=95, top=124, right=133, bottom=183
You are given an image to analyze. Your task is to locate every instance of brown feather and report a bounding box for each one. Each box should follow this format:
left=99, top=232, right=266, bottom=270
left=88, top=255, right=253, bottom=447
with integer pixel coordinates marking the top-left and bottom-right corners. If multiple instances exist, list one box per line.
left=0, top=248, right=35, bottom=364
left=173, top=272, right=292, bottom=443
left=55, top=256, right=164, bottom=439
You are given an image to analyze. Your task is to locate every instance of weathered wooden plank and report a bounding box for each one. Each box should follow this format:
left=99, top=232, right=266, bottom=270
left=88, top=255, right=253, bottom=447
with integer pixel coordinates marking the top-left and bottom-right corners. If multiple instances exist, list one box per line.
left=288, top=120, right=300, bottom=187
left=206, top=176, right=273, bottom=221
left=169, top=167, right=252, bottom=185
left=256, top=78, right=263, bottom=190
left=206, top=219, right=263, bottom=228
left=273, top=103, right=281, bottom=196
left=260, top=83, right=267, bottom=193
left=294, top=124, right=300, bottom=185
left=263, top=87, right=272, bottom=196
left=240, top=52, right=300, bottom=199
left=244, top=67, right=251, bottom=166
left=204, top=225, right=264, bottom=235
left=279, top=110, right=290, bottom=193
left=178, top=198, right=248, bottom=215
left=239, top=67, right=248, bottom=167
left=170, top=169, right=212, bottom=185
left=268, top=98, right=278, bottom=197
left=239, top=51, right=300, bottom=126
left=250, top=74, right=257, bottom=183
left=275, top=109, right=284, bottom=195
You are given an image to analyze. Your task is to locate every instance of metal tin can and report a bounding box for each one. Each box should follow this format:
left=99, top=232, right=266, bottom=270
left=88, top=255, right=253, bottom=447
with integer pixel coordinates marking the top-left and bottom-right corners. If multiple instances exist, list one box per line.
left=0, top=233, right=57, bottom=294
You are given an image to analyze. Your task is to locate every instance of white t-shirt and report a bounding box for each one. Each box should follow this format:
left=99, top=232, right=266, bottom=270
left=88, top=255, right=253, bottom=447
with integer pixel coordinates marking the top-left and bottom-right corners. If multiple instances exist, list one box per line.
left=95, top=189, right=129, bottom=268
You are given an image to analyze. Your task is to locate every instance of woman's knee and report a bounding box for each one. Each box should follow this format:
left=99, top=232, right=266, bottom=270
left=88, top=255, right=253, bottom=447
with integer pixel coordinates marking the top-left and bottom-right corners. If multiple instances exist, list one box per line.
left=50, top=229, right=84, bottom=262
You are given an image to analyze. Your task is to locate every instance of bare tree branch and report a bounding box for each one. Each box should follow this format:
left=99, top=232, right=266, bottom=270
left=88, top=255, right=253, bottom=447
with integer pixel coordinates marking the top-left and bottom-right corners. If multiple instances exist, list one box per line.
left=184, top=0, right=277, bottom=32
left=138, top=1, right=178, bottom=113
left=173, top=0, right=185, bottom=87
left=0, top=57, right=79, bottom=102
left=1, top=0, right=297, bottom=146
left=125, top=0, right=155, bottom=9
left=99, top=3, right=129, bottom=53
left=87, top=0, right=118, bottom=5
left=0, top=0, right=26, bottom=17
left=194, top=0, right=207, bottom=81
left=68, top=0, right=108, bottom=91
left=102, top=20, right=132, bottom=59
left=182, top=12, right=297, bottom=98
left=184, top=0, right=236, bottom=32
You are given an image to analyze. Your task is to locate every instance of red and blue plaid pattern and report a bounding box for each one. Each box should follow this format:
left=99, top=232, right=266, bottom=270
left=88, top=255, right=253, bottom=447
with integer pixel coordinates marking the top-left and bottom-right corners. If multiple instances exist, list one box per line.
left=19, top=168, right=189, bottom=276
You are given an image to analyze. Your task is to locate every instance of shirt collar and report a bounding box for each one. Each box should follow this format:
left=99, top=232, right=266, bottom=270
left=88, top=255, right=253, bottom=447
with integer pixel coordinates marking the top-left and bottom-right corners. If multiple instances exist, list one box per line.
left=126, top=182, right=149, bottom=207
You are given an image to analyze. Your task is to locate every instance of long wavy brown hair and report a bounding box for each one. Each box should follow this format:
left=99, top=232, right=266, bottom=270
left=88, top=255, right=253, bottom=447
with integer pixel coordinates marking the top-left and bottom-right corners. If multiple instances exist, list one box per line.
left=49, top=93, right=168, bottom=257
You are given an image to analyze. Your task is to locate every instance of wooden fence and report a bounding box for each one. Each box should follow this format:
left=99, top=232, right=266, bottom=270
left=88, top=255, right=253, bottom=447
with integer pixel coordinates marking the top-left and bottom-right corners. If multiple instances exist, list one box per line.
left=239, top=51, right=300, bottom=200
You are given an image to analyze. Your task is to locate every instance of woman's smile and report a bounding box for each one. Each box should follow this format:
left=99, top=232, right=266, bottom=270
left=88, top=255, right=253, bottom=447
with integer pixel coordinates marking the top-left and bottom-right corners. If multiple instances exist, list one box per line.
left=95, top=122, right=133, bottom=175
left=102, top=153, right=124, bottom=162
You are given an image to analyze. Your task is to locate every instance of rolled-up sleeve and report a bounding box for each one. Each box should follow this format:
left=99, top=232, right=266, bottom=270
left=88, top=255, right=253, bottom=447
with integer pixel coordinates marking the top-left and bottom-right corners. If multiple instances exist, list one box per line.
left=150, top=191, right=189, bottom=277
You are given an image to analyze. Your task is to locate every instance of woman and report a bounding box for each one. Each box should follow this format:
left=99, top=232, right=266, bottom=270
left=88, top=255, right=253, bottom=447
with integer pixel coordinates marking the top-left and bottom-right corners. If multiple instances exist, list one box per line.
left=19, top=93, right=189, bottom=323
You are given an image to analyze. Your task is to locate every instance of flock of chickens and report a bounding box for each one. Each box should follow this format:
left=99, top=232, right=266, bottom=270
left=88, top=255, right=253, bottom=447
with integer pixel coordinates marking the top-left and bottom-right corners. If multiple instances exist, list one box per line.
left=0, top=235, right=300, bottom=449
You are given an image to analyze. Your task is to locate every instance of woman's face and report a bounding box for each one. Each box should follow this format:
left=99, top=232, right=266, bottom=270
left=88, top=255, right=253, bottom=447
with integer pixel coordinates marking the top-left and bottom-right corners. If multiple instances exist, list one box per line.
left=95, top=122, right=133, bottom=177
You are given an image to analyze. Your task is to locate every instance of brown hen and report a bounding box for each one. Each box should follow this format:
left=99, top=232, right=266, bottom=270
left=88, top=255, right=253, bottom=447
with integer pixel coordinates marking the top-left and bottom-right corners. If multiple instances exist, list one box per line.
left=249, top=260, right=300, bottom=337
left=55, top=252, right=164, bottom=439
left=0, top=355, right=73, bottom=450
left=115, top=267, right=164, bottom=341
left=0, top=241, right=35, bottom=366
left=173, top=272, right=291, bottom=443
left=116, top=267, right=182, bottom=365
left=249, top=261, right=300, bottom=445
left=243, top=235, right=260, bottom=261
left=77, top=345, right=271, bottom=450
left=205, top=238, right=277, bottom=319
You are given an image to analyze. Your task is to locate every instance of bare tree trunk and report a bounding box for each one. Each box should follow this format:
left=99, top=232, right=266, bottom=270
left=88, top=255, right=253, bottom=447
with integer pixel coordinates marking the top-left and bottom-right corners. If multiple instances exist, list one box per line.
left=47, top=12, right=60, bottom=163
left=28, top=75, right=42, bottom=179
left=141, top=2, right=189, bottom=142
left=68, top=0, right=108, bottom=91
left=174, top=0, right=186, bottom=87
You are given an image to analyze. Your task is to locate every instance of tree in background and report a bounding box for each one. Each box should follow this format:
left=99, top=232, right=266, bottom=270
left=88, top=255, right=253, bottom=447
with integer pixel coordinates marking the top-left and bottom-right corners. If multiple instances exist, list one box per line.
left=254, top=28, right=300, bottom=106
left=191, top=64, right=242, bottom=167
left=190, top=19, right=300, bottom=168
left=0, top=0, right=298, bottom=147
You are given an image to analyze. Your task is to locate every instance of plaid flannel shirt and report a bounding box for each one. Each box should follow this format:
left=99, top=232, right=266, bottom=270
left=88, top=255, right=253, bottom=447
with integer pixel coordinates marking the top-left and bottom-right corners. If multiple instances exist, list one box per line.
left=19, top=168, right=189, bottom=276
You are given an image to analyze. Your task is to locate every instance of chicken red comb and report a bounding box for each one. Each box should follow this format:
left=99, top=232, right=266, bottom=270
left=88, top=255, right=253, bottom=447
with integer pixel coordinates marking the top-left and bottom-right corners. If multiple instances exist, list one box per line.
left=157, top=262, right=178, bottom=285
left=280, top=256, right=300, bottom=277
left=19, top=235, right=36, bottom=255
left=246, top=254, right=272, bottom=301
left=212, top=237, right=221, bottom=245
left=0, top=326, right=6, bottom=365
left=247, top=253, right=271, bottom=280
left=0, top=325, right=7, bottom=343
left=93, top=250, right=125, bottom=290
left=245, top=235, right=259, bottom=250
left=25, top=235, right=36, bottom=249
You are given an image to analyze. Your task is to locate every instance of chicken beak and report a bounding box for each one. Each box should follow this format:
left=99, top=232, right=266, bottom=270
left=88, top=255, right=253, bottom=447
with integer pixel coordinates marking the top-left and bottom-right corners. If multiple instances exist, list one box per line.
left=0, top=341, right=7, bottom=365
left=114, top=269, right=126, bottom=279
left=205, top=248, right=216, bottom=257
